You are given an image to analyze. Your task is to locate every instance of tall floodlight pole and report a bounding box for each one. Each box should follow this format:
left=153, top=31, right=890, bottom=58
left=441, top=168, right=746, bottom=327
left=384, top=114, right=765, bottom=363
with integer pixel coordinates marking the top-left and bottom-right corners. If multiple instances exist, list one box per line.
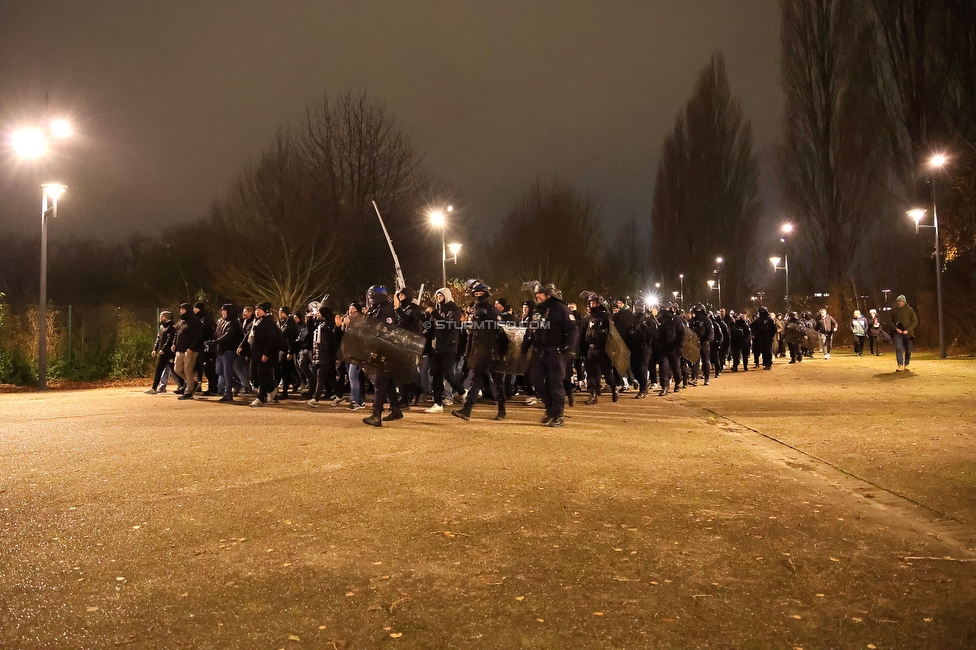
left=11, top=119, right=73, bottom=389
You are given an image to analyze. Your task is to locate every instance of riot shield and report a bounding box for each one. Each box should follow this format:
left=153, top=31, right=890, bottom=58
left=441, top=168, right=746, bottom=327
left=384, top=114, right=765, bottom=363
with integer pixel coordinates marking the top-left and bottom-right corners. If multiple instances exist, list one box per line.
left=491, top=324, right=533, bottom=376
left=605, top=320, right=631, bottom=377
left=681, top=325, right=701, bottom=363
left=340, top=313, right=425, bottom=383
left=782, top=323, right=819, bottom=349
left=466, top=321, right=506, bottom=371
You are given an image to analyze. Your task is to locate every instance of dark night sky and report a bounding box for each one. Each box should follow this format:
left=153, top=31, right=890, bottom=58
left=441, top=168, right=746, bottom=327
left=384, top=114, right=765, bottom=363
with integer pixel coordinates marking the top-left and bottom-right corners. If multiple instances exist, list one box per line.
left=0, top=1, right=782, bottom=241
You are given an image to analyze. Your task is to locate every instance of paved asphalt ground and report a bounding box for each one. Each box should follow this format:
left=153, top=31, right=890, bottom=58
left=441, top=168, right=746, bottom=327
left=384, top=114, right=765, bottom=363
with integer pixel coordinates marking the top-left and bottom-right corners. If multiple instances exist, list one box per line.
left=2, top=352, right=975, bottom=649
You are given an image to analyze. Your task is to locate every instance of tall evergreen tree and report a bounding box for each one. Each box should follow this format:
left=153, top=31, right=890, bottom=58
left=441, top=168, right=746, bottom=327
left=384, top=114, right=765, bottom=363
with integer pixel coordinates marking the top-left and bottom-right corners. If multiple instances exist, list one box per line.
left=649, top=53, right=762, bottom=308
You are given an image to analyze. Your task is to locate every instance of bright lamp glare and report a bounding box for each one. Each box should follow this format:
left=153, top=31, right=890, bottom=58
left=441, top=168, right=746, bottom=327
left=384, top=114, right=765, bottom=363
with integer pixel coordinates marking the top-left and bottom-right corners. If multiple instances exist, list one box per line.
left=50, top=119, right=72, bottom=138
left=645, top=292, right=660, bottom=306
left=429, top=210, right=445, bottom=227
left=781, top=223, right=794, bottom=234
left=447, top=242, right=462, bottom=256
left=908, top=208, right=926, bottom=223
left=929, top=154, right=947, bottom=168
left=770, top=257, right=781, bottom=267
left=43, top=183, right=67, bottom=200
left=716, top=257, right=723, bottom=264
left=12, top=128, right=47, bottom=158
left=707, top=280, right=716, bottom=288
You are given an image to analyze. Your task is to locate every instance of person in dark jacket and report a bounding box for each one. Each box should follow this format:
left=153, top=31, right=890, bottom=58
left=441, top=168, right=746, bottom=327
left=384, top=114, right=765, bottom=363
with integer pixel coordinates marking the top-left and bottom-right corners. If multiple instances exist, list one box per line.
left=730, top=312, right=752, bottom=372
left=709, top=312, right=725, bottom=377
left=581, top=293, right=617, bottom=404
left=211, top=303, right=244, bottom=401
left=750, top=307, right=778, bottom=370
left=816, top=307, right=838, bottom=359
left=147, top=310, right=180, bottom=394
left=193, top=302, right=218, bottom=395
left=522, top=281, right=577, bottom=427
left=276, top=307, right=301, bottom=399
left=423, top=288, right=466, bottom=413
left=235, top=306, right=255, bottom=394
left=363, top=286, right=403, bottom=427
left=452, top=280, right=508, bottom=421
left=630, top=302, right=657, bottom=398
left=173, top=303, right=204, bottom=400
left=655, top=304, right=684, bottom=396
left=866, top=308, right=883, bottom=356
left=307, top=304, right=342, bottom=407
left=688, top=304, right=714, bottom=386
left=887, top=294, right=919, bottom=371
left=248, top=302, right=283, bottom=406
left=395, top=287, right=426, bottom=408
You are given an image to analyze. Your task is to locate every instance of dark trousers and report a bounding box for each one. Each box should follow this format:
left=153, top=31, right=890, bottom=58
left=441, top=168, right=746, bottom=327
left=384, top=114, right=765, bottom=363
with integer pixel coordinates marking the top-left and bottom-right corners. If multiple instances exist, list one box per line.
left=695, top=342, right=711, bottom=381
left=788, top=342, right=803, bottom=362
left=868, top=335, right=880, bottom=355
left=279, top=354, right=300, bottom=394
left=529, top=349, right=567, bottom=418
left=429, top=350, right=464, bottom=405
left=464, top=366, right=505, bottom=408
left=710, top=341, right=723, bottom=375
left=372, top=374, right=401, bottom=417
left=632, top=345, right=652, bottom=392
left=152, top=354, right=177, bottom=390
left=854, top=336, right=865, bottom=355
left=731, top=341, right=750, bottom=370
left=251, top=357, right=277, bottom=401
left=755, top=338, right=773, bottom=368
left=585, top=347, right=615, bottom=394
left=658, top=349, right=681, bottom=389
left=312, top=361, right=341, bottom=400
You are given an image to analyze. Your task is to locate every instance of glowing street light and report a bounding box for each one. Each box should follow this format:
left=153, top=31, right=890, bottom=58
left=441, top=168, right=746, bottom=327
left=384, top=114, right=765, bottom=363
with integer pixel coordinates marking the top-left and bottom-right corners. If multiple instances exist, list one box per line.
left=706, top=278, right=721, bottom=308
left=50, top=119, right=72, bottom=138
left=770, top=255, right=790, bottom=311
left=447, top=242, right=462, bottom=259
left=929, top=154, right=947, bottom=169
left=908, top=205, right=945, bottom=358
left=678, top=273, right=684, bottom=309
left=429, top=206, right=456, bottom=288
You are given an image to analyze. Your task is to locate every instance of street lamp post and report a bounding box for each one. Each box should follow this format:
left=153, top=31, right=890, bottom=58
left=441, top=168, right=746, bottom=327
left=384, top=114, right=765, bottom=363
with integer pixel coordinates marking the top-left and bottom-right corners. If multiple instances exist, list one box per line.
left=11, top=118, right=73, bottom=389
left=770, top=255, right=790, bottom=311
left=429, top=205, right=454, bottom=288
left=38, top=184, right=66, bottom=389
left=706, top=278, right=721, bottom=309
left=909, top=204, right=946, bottom=359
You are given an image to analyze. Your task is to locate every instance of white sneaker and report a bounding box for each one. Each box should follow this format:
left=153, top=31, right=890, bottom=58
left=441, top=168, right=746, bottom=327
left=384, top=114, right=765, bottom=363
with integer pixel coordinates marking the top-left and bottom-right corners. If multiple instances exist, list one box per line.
left=425, top=404, right=443, bottom=414
left=250, top=398, right=264, bottom=407
left=307, top=399, right=319, bottom=407
left=525, top=397, right=537, bottom=406
left=824, top=353, right=830, bottom=359
left=651, top=383, right=659, bottom=390
left=144, top=388, right=157, bottom=394
left=330, top=397, right=343, bottom=407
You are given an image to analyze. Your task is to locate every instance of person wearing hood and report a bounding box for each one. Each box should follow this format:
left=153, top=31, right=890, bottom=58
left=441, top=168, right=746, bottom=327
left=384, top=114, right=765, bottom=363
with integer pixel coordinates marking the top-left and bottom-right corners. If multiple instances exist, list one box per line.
left=173, top=303, right=204, bottom=400
left=688, top=304, right=714, bottom=386
left=424, top=287, right=466, bottom=414
left=886, top=294, right=918, bottom=371
left=211, top=303, right=244, bottom=402
left=361, top=286, right=404, bottom=427
left=750, top=306, right=778, bottom=370
left=146, top=310, right=179, bottom=394
left=581, top=293, right=616, bottom=404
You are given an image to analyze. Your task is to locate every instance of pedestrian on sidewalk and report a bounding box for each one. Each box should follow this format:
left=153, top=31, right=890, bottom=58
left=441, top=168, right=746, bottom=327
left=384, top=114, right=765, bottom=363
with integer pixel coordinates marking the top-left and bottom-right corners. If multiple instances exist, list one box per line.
left=851, top=310, right=867, bottom=357
left=887, top=295, right=918, bottom=372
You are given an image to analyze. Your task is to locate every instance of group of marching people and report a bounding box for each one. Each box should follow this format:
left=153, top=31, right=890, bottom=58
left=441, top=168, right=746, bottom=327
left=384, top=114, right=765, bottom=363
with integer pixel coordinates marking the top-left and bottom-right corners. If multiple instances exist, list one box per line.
left=146, top=283, right=918, bottom=425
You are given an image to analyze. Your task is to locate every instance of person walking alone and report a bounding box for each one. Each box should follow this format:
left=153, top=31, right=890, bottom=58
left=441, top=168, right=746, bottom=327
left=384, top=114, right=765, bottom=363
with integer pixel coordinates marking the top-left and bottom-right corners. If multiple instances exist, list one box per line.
left=887, top=295, right=919, bottom=372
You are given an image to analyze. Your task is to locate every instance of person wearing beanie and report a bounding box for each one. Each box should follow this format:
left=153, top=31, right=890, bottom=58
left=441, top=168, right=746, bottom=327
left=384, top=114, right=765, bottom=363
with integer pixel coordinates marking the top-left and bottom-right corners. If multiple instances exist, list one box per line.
left=395, top=287, right=426, bottom=408
left=886, top=294, right=918, bottom=371
left=173, top=303, right=204, bottom=400
left=866, top=308, right=883, bottom=356
left=146, top=310, right=180, bottom=394
left=423, top=287, right=466, bottom=414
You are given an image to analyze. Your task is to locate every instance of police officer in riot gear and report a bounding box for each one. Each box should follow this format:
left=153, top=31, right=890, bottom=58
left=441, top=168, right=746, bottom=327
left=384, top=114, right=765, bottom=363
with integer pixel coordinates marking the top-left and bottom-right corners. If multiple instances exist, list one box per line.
left=630, top=301, right=657, bottom=398
left=522, top=281, right=578, bottom=427
left=656, top=303, right=685, bottom=396
left=581, top=292, right=617, bottom=404
left=362, top=285, right=404, bottom=427
left=750, top=306, right=778, bottom=370
left=689, top=304, right=714, bottom=386
left=452, top=280, right=508, bottom=421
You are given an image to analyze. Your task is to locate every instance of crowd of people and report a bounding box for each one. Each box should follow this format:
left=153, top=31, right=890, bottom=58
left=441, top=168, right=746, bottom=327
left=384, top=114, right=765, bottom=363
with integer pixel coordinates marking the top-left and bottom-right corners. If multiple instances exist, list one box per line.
left=146, top=287, right=919, bottom=426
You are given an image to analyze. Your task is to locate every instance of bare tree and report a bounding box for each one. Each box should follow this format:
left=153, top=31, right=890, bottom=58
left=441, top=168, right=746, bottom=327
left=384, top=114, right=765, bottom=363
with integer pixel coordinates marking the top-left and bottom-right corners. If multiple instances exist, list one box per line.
left=650, top=53, right=762, bottom=307
left=207, top=91, right=430, bottom=307
left=489, top=181, right=602, bottom=299
left=779, top=0, right=890, bottom=308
